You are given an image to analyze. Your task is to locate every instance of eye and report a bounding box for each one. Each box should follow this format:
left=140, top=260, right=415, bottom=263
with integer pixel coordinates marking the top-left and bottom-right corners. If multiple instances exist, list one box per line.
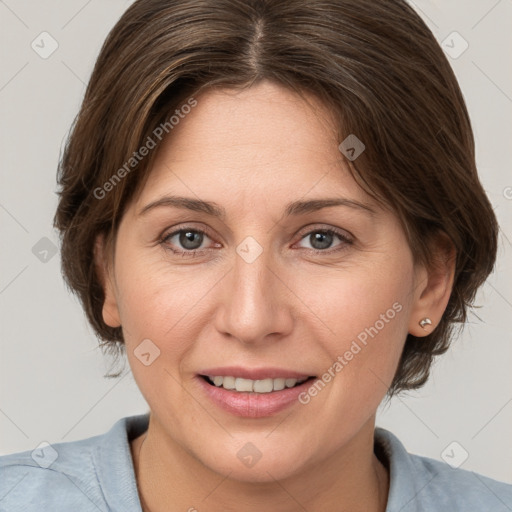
left=159, top=225, right=353, bottom=258
left=161, top=227, right=218, bottom=256
left=296, top=228, right=353, bottom=253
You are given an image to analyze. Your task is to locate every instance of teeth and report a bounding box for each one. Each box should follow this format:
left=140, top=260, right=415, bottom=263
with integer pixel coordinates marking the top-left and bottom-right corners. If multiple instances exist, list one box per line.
left=222, top=376, right=236, bottom=390
left=273, top=378, right=285, bottom=391
left=285, top=378, right=297, bottom=388
left=253, top=378, right=273, bottom=393
left=207, top=375, right=309, bottom=393
left=212, top=376, right=224, bottom=387
left=235, top=378, right=253, bottom=392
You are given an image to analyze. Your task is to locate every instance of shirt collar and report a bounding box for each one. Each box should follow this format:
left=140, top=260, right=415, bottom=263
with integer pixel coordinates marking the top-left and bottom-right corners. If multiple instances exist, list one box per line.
left=375, top=427, right=438, bottom=512
left=93, top=413, right=149, bottom=511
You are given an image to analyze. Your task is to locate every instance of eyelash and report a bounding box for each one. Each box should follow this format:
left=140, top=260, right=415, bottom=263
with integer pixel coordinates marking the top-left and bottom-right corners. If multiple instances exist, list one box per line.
left=159, top=224, right=354, bottom=258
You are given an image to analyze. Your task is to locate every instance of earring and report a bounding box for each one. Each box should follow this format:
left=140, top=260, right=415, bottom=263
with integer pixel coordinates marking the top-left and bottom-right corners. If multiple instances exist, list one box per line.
left=419, top=317, right=432, bottom=329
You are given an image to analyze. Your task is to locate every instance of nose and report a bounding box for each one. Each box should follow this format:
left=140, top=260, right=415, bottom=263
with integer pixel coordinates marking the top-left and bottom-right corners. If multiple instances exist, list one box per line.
left=213, top=242, right=294, bottom=345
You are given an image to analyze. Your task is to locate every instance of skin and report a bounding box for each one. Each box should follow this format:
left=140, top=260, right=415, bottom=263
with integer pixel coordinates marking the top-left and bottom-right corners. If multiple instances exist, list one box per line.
left=97, top=80, right=455, bottom=512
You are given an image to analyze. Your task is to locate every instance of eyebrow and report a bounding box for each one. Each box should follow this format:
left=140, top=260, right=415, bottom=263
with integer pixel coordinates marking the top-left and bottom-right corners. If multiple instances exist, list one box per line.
left=139, top=195, right=375, bottom=219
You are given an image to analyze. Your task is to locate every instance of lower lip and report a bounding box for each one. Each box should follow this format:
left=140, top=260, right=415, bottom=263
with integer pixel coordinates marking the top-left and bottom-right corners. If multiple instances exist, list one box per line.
left=196, top=376, right=314, bottom=418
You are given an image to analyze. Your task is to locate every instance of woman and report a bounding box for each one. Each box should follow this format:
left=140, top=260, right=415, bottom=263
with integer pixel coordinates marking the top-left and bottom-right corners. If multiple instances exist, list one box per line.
left=1, top=0, right=510, bottom=510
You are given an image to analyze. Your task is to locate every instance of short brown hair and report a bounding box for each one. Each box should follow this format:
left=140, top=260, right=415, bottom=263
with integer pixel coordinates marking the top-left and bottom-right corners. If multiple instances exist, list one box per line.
left=54, top=0, right=498, bottom=395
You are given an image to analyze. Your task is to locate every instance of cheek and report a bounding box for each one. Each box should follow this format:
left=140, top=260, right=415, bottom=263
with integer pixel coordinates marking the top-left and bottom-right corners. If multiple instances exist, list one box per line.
left=114, top=252, right=220, bottom=357
left=295, top=253, right=413, bottom=347
left=295, top=251, right=414, bottom=402
left=115, top=258, right=207, bottom=407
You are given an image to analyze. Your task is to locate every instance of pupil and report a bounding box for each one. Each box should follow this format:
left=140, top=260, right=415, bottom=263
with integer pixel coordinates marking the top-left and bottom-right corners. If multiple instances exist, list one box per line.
left=180, top=230, right=203, bottom=250
left=311, top=231, right=332, bottom=250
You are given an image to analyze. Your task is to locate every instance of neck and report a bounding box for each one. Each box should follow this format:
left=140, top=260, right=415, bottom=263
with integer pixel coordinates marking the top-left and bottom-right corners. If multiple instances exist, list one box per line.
left=131, top=415, right=389, bottom=512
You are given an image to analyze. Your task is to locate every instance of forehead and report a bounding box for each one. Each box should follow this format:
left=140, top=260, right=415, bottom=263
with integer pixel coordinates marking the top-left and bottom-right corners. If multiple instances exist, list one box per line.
left=134, top=81, right=372, bottom=211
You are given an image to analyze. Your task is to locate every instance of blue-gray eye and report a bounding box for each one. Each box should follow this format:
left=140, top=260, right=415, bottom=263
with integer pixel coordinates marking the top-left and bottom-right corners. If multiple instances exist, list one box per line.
left=164, top=229, right=208, bottom=251
left=179, top=230, right=204, bottom=250
left=309, top=231, right=334, bottom=250
left=298, top=229, right=350, bottom=251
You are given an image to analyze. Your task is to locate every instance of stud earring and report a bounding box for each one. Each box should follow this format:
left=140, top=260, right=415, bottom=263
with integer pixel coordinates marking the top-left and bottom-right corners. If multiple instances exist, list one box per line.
left=419, top=317, right=432, bottom=329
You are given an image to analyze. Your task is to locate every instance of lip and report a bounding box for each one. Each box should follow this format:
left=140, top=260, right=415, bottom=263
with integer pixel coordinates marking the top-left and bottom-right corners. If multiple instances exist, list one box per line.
left=196, top=368, right=316, bottom=418
left=199, top=366, right=312, bottom=380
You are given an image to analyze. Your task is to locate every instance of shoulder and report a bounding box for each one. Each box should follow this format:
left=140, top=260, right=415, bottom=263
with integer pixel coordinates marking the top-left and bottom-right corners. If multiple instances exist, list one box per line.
left=375, top=428, right=512, bottom=512
left=0, top=414, right=149, bottom=512
left=0, top=434, right=107, bottom=511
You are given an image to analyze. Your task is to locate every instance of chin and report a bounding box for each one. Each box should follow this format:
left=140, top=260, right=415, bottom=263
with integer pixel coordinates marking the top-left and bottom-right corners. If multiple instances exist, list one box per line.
left=195, top=438, right=313, bottom=484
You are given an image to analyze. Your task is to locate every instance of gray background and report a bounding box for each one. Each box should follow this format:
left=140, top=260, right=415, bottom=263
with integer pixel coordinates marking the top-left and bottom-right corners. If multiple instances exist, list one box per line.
left=1, top=0, right=511, bottom=483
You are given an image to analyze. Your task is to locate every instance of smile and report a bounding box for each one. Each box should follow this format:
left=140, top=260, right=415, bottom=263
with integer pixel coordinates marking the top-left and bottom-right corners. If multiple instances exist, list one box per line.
left=203, top=375, right=311, bottom=393
left=196, top=369, right=317, bottom=417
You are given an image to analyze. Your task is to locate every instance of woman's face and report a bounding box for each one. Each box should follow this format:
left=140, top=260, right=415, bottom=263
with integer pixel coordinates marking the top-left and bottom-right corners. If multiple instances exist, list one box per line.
left=102, top=81, right=428, bottom=481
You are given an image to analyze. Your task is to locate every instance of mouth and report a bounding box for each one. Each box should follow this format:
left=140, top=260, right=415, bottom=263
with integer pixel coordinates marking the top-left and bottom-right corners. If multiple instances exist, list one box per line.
left=200, top=374, right=316, bottom=393
left=196, top=369, right=317, bottom=418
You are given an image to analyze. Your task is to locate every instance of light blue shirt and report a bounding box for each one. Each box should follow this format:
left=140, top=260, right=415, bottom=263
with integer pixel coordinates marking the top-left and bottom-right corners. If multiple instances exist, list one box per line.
left=1, top=414, right=511, bottom=511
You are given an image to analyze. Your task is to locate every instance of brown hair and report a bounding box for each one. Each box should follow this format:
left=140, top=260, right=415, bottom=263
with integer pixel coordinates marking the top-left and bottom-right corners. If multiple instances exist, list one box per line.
left=54, top=0, right=498, bottom=395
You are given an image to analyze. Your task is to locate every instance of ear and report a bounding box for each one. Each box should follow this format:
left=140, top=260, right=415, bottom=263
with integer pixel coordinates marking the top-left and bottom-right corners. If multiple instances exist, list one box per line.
left=408, top=232, right=456, bottom=337
left=94, top=234, right=121, bottom=328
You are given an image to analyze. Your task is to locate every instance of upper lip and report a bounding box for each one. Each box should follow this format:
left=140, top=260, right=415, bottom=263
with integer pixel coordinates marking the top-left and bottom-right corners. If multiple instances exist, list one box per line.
left=199, top=366, right=314, bottom=380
